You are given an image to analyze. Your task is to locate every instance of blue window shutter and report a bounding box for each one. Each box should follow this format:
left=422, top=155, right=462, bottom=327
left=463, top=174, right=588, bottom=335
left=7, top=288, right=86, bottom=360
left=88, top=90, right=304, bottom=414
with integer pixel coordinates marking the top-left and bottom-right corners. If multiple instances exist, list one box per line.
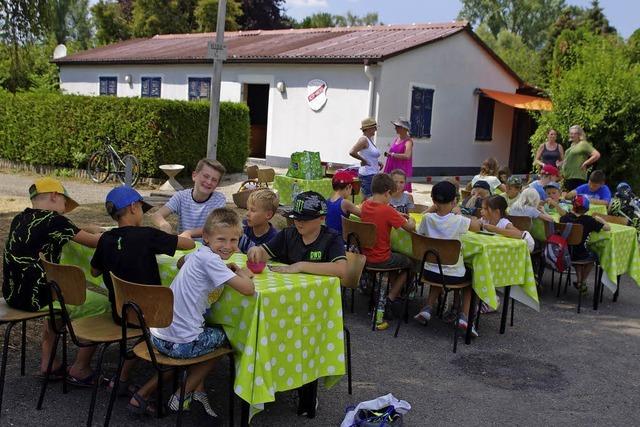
left=150, top=78, right=161, bottom=97
left=141, top=78, right=150, bottom=97
left=188, top=78, right=211, bottom=100
left=410, top=87, right=434, bottom=138
left=99, top=77, right=117, bottom=96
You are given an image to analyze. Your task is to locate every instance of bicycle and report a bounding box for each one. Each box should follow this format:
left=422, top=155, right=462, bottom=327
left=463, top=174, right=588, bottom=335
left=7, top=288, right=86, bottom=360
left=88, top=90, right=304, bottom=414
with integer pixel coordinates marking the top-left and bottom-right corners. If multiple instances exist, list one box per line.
left=87, top=138, right=140, bottom=186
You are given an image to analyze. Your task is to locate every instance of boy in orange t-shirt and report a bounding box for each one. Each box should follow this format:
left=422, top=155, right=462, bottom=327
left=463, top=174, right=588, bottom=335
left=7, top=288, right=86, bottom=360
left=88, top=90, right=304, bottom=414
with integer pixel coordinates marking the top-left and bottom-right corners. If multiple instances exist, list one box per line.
left=360, top=173, right=415, bottom=318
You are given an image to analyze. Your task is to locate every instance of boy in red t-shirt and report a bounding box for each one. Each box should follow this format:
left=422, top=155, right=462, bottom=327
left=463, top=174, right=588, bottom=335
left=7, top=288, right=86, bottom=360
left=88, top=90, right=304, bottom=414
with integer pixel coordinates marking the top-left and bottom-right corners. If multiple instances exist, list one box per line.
left=360, top=173, right=415, bottom=320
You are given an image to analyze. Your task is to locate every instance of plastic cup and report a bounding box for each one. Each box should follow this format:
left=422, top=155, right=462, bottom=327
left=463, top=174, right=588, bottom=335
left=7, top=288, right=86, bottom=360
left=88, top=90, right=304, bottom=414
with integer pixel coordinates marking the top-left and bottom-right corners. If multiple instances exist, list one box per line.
left=246, top=261, right=266, bottom=274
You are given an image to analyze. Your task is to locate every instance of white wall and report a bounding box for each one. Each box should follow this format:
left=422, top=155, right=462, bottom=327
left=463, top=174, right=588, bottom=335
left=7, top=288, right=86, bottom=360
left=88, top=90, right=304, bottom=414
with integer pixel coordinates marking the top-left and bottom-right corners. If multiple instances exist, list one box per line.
left=376, top=31, right=519, bottom=171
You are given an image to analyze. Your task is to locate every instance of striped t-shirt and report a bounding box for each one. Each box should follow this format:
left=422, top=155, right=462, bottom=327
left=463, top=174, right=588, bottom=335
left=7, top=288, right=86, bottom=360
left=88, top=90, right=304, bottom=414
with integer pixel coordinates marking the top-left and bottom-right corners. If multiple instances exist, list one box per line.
left=165, top=189, right=226, bottom=233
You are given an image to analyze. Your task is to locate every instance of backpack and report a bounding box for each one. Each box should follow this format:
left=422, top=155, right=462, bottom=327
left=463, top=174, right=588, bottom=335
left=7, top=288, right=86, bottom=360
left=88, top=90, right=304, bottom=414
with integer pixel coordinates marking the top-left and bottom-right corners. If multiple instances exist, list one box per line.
left=543, top=222, right=573, bottom=272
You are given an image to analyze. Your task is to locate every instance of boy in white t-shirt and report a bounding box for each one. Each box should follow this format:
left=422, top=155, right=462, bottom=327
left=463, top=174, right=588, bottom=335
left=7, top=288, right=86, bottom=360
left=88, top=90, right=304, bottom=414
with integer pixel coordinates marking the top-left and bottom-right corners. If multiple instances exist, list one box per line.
left=130, top=208, right=254, bottom=417
left=151, top=158, right=227, bottom=238
left=414, top=181, right=481, bottom=335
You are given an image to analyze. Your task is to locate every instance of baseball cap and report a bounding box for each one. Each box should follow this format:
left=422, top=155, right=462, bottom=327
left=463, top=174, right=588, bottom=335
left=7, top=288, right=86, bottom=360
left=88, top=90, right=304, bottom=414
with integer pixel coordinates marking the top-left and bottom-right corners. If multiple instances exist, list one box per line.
left=431, top=181, right=457, bottom=204
left=29, top=177, right=79, bottom=213
left=332, top=170, right=354, bottom=186
left=617, top=182, right=631, bottom=192
left=544, top=182, right=561, bottom=190
left=472, top=180, right=491, bottom=193
left=541, top=164, right=560, bottom=177
left=105, top=186, right=152, bottom=216
left=507, top=176, right=523, bottom=187
left=288, top=191, right=327, bottom=221
left=573, top=194, right=590, bottom=211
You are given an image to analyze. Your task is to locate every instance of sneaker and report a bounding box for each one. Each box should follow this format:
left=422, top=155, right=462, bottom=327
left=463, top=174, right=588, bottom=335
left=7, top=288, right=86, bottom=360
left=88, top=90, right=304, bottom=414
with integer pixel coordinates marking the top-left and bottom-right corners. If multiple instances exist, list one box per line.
left=413, top=306, right=432, bottom=325
left=168, top=392, right=192, bottom=412
left=375, top=321, right=389, bottom=331
left=192, top=391, right=218, bottom=417
left=456, top=314, right=479, bottom=338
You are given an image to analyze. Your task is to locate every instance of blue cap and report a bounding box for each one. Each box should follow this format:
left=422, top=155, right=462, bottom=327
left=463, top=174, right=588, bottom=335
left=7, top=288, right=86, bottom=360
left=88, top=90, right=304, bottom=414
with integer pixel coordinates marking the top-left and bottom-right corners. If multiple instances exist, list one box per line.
left=544, top=182, right=561, bottom=191
left=617, top=182, right=631, bottom=192
left=105, top=186, right=152, bottom=216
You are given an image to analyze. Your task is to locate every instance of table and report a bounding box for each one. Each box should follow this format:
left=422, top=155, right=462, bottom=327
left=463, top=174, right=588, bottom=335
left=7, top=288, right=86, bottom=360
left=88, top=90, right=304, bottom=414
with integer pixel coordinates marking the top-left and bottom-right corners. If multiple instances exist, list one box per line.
left=60, top=243, right=346, bottom=420
left=274, top=175, right=362, bottom=205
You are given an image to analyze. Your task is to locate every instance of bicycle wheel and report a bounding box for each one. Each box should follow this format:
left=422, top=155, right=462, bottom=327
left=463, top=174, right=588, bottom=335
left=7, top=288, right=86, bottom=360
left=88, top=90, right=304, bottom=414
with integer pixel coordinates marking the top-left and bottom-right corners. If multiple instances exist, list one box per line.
left=87, top=150, right=111, bottom=183
left=119, top=154, right=140, bottom=187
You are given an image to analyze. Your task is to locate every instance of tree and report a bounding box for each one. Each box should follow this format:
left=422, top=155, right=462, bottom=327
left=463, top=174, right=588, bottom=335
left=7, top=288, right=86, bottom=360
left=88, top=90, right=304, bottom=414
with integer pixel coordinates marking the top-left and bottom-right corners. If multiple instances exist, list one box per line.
left=50, top=0, right=93, bottom=48
left=628, top=28, right=640, bottom=64
left=91, top=0, right=131, bottom=45
left=132, top=0, right=193, bottom=36
left=195, top=0, right=243, bottom=32
left=297, top=11, right=379, bottom=29
left=299, top=13, right=335, bottom=29
left=458, top=0, right=565, bottom=49
left=237, top=0, right=291, bottom=30
left=582, top=0, right=615, bottom=35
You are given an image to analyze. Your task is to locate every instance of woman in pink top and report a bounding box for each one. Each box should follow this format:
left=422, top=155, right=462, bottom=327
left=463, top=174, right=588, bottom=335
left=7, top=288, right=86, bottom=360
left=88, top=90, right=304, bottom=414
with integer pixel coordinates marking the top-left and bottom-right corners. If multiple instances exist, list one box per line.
left=384, top=118, right=413, bottom=192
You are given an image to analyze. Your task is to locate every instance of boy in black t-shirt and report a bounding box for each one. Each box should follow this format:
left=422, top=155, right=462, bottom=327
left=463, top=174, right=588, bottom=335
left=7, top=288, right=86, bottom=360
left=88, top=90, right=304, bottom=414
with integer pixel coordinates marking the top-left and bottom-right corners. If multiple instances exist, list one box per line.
left=247, top=191, right=346, bottom=279
left=90, top=186, right=194, bottom=403
left=560, top=195, right=610, bottom=294
left=3, top=177, right=109, bottom=383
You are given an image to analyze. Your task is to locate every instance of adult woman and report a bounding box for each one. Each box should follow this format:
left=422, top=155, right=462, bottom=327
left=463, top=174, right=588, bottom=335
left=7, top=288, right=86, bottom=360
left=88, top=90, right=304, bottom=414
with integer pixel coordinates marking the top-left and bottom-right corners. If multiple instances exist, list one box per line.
left=349, top=117, right=381, bottom=199
left=383, top=118, right=413, bottom=192
left=561, top=125, right=601, bottom=192
left=470, top=157, right=505, bottom=193
left=534, top=128, right=564, bottom=168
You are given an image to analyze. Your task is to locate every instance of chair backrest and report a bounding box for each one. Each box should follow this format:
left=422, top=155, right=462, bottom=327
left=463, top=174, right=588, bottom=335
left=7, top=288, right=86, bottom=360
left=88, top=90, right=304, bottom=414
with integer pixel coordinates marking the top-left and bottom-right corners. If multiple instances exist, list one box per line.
left=409, top=204, right=428, bottom=214
left=341, top=252, right=366, bottom=289
left=341, top=216, right=377, bottom=249
left=110, top=273, right=173, bottom=328
left=246, top=165, right=259, bottom=180
left=507, top=215, right=532, bottom=232
left=544, top=221, right=584, bottom=245
left=257, top=168, right=275, bottom=184
left=593, top=213, right=628, bottom=225
left=39, top=255, right=86, bottom=306
left=409, top=232, right=461, bottom=266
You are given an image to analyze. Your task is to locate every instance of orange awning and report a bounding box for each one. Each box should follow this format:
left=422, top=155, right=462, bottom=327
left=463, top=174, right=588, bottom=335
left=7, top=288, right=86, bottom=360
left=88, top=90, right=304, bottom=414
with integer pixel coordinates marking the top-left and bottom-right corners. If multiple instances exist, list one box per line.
left=479, top=88, right=553, bottom=111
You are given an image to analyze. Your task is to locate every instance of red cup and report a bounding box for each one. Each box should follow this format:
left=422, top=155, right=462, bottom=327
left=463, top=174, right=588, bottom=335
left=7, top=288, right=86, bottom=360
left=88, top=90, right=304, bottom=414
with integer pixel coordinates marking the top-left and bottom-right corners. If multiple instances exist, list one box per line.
left=246, top=261, right=266, bottom=274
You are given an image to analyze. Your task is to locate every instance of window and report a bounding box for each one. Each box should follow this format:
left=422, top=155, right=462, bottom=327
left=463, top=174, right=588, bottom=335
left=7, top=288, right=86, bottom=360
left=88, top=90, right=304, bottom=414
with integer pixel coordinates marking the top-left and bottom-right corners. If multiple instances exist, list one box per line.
left=141, top=77, right=161, bottom=98
left=99, top=77, right=117, bottom=96
left=409, top=86, right=434, bottom=138
left=475, top=95, right=495, bottom=141
left=188, top=77, right=211, bottom=101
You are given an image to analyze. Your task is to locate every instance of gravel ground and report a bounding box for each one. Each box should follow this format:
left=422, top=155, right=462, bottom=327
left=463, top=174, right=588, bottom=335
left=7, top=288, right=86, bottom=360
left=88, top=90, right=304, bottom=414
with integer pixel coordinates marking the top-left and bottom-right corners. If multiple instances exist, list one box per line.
left=1, top=170, right=639, bottom=426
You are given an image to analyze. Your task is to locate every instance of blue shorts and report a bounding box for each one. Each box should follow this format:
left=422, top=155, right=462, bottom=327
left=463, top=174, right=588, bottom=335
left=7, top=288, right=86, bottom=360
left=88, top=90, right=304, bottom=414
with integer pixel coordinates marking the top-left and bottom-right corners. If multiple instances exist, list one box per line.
left=152, top=326, right=228, bottom=359
left=359, top=173, right=374, bottom=198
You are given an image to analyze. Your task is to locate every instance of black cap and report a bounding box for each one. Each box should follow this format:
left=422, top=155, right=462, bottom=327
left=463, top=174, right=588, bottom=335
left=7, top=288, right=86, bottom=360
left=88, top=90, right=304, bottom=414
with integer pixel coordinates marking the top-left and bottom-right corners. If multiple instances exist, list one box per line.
left=432, top=181, right=457, bottom=204
left=472, top=180, right=491, bottom=193
left=288, top=191, right=327, bottom=220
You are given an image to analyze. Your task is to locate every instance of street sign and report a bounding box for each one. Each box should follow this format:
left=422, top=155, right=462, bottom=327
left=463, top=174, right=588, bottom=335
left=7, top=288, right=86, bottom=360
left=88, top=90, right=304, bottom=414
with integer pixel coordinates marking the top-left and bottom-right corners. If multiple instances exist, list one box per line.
left=208, top=41, right=228, bottom=61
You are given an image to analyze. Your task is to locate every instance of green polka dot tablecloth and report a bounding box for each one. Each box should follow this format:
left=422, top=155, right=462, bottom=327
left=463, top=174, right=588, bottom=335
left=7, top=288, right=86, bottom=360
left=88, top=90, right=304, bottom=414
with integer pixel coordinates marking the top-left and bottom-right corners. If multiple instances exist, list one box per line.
left=274, top=175, right=362, bottom=205
left=61, top=244, right=346, bottom=417
left=391, top=213, right=539, bottom=311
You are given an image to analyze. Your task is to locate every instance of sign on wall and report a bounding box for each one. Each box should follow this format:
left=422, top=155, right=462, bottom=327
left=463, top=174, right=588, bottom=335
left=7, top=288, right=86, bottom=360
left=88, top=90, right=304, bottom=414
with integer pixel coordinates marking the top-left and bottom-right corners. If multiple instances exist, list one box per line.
left=307, top=79, right=328, bottom=111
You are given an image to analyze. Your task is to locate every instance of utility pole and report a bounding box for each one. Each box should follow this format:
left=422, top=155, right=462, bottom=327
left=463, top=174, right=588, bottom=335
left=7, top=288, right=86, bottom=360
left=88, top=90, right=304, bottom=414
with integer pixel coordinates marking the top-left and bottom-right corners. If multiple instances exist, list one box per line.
left=206, top=0, right=228, bottom=160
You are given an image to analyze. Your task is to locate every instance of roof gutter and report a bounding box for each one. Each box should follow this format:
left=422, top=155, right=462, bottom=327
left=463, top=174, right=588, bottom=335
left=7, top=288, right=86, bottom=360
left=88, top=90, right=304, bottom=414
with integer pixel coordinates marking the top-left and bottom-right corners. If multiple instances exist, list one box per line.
left=364, top=63, right=376, bottom=118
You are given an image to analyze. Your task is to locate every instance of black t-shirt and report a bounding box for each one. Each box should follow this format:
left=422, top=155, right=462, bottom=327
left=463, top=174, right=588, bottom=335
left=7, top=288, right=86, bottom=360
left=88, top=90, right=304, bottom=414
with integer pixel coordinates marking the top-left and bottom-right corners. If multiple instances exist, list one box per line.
left=560, top=213, right=604, bottom=260
left=90, top=226, right=178, bottom=322
left=263, top=226, right=346, bottom=264
left=3, top=208, right=80, bottom=311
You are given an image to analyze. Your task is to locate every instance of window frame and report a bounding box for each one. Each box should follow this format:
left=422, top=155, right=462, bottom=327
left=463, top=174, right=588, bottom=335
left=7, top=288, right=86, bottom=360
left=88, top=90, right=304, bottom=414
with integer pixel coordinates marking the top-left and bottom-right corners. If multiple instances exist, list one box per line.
left=407, top=83, right=435, bottom=140
left=188, top=77, right=212, bottom=101
left=141, top=77, right=162, bottom=98
left=474, top=94, right=495, bottom=142
left=99, top=76, right=117, bottom=96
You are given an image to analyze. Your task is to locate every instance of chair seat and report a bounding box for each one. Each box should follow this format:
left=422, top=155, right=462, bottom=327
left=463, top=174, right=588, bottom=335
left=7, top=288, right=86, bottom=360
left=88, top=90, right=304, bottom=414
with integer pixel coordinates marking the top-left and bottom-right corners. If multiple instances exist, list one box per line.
left=419, top=279, right=471, bottom=290
left=132, top=342, right=233, bottom=366
left=571, top=260, right=596, bottom=266
left=365, top=265, right=407, bottom=273
left=72, top=312, right=142, bottom=343
left=0, top=299, right=51, bottom=322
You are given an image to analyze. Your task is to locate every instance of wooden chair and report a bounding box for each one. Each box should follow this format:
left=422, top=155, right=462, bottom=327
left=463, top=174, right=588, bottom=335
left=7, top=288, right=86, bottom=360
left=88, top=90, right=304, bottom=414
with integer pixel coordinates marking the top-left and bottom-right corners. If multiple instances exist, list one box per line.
left=409, top=232, right=476, bottom=353
left=246, top=165, right=259, bottom=180
left=593, top=213, right=628, bottom=225
left=409, top=204, right=428, bottom=214
left=0, top=298, right=53, bottom=419
left=38, top=256, right=142, bottom=427
left=341, top=217, right=412, bottom=336
left=257, top=168, right=275, bottom=188
left=339, top=252, right=366, bottom=395
left=104, top=274, right=235, bottom=427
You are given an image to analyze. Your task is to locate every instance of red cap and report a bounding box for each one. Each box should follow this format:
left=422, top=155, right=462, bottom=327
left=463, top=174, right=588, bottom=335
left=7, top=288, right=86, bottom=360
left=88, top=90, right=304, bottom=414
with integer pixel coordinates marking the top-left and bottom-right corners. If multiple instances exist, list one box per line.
left=541, top=164, right=560, bottom=177
left=332, top=170, right=354, bottom=185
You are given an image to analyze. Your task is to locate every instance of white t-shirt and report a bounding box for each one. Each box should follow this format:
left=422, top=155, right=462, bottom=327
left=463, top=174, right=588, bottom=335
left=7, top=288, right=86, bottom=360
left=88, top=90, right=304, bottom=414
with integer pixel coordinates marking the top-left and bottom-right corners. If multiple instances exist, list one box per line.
left=165, top=189, right=226, bottom=233
left=471, top=175, right=502, bottom=193
left=508, top=205, right=540, bottom=218
left=417, top=212, right=471, bottom=277
left=151, top=246, right=236, bottom=344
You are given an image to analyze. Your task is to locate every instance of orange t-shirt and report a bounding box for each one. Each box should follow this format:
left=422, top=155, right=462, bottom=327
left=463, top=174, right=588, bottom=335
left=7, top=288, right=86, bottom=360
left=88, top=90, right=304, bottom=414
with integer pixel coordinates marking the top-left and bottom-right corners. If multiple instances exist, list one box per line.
left=360, top=200, right=407, bottom=263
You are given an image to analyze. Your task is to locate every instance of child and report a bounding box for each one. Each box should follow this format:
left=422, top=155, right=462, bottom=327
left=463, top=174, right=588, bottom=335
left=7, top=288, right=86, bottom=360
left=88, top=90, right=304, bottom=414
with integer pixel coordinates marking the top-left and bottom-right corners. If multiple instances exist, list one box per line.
left=359, top=174, right=415, bottom=325
left=529, top=164, right=560, bottom=201
left=461, top=180, right=491, bottom=217
left=3, top=177, right=109, bottom=383
left=247, top=191, right=347, bottom=279
left=560, top=195, right=610, bottom=294
left=90, top=186, right=195, bottom=408
left=498, top=166, right=512, bottom=185
left=479, top=195, right=524, bottom=239
left=508, top=187, right=554, bottom=222
left=544, top=182, right=571, bottom=216
left=389, top=169, right=415, bottom=214
left=238, top=189, right=279, bottom=253
left=150, top=208, right=255, bottom=415
left=414, top=181, right=481, bottom=336
left=471, top=157, right=505, bottom=193
left=502, top=176, right=523, bottom=207
left=325, top=170, right=361, bottom=236
left=565, top=169, right=612, bottom=206
left=151, top=158, right=227, bottom=238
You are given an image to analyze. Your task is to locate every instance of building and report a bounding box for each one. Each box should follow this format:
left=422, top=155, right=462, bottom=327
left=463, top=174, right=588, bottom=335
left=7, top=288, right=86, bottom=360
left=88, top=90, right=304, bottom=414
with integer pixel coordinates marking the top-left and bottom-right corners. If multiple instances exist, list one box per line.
left=54, top=22, right=551, bottom=175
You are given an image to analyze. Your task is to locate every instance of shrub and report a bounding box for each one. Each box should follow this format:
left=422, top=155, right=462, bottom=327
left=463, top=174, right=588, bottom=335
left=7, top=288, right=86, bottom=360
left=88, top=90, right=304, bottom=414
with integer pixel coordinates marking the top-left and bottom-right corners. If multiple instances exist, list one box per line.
left=0, top=93, right=250, bottom=176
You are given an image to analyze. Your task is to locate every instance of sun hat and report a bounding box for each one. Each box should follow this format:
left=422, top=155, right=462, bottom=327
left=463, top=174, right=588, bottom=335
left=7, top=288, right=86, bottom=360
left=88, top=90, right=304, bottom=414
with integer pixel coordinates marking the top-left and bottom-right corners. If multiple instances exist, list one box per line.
left=573, top=194, right=590, bottom=211
left=288, top=191, right=327, bottom=221
left=29, top=177, right=79, bottom=213
left=105, top=186, right=152, bottom=216
left=332, top=170, right=354, bottom=186
left=507, top=176, right=523, bottom=187
left=390, top=118, right=411, bottom=130
left=431, top=181, right=457, bottom=204
left=541, top=164, right=560, bottom=177
left=360, top=117, right=377, bottom=130
left=544, top=181, right=561, bottom=190
left=472, top=180, right=491, bottom=194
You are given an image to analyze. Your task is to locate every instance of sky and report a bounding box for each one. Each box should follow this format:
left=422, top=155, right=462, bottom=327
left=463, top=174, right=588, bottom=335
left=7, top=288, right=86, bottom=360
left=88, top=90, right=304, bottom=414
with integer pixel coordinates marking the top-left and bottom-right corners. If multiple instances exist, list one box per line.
left=285, top=0, right=638, bottom=38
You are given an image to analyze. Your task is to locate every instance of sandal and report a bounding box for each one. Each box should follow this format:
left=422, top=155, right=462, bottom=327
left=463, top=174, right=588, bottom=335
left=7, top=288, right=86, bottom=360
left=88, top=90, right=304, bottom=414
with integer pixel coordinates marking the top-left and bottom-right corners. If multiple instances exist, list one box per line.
left=36, top=365, right=65, bottom=381
left=573, top=282, right=589, bottom=296
left=104, top=375, right=141, bottom=397
left=66, top=370, right=101, bottom=388
left=128, top=392, right=157, bottom=417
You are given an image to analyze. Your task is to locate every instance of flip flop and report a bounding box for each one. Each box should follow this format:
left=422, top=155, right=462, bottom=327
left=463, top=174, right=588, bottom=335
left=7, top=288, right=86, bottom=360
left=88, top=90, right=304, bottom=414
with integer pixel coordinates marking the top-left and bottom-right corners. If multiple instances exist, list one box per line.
left=66, top=370, right=100, bottom=388
left=128, top=392, right=157, bottom=417
left=104, top=375, right=141, bottom=398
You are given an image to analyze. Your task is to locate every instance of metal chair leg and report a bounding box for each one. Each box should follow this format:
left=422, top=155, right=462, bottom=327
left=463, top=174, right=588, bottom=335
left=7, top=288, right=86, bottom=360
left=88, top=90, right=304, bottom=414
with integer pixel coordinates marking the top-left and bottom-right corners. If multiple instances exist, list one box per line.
left=350, top=288, right=355, bottom=314
left=228, top=355, right=235, bottom=427
left=452, top=304, right=460, bottom=353
left=344, top=327, right=352, bottom=394
left=87, top=343, right=110, bottom=427
left=20, top=321, right=26, bottom=376
left=176, top=368, right=188, bottom=427
left=499, top=286, right=511, bottom=334
left=510, top=298, right=515, bottom=327
left=156, top=369, right=164, bottom=418
left=104, top=341, right=126, bottom=427
left=551, top=270, right=556, bottom=292
left=37, top=332, right=60, bottom=410
left=61, top=330, right=68, bottom=395
left=0, top=322, right=16, bottom=417
left=613, top=275, right=620, bottom=302
left=465, top=291, right=476, bottom=345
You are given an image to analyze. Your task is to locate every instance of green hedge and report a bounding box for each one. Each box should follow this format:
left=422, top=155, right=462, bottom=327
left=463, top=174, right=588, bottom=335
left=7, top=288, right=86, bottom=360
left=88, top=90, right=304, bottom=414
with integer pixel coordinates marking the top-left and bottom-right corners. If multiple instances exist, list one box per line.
left=0, top=92, right=250, bottom=176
